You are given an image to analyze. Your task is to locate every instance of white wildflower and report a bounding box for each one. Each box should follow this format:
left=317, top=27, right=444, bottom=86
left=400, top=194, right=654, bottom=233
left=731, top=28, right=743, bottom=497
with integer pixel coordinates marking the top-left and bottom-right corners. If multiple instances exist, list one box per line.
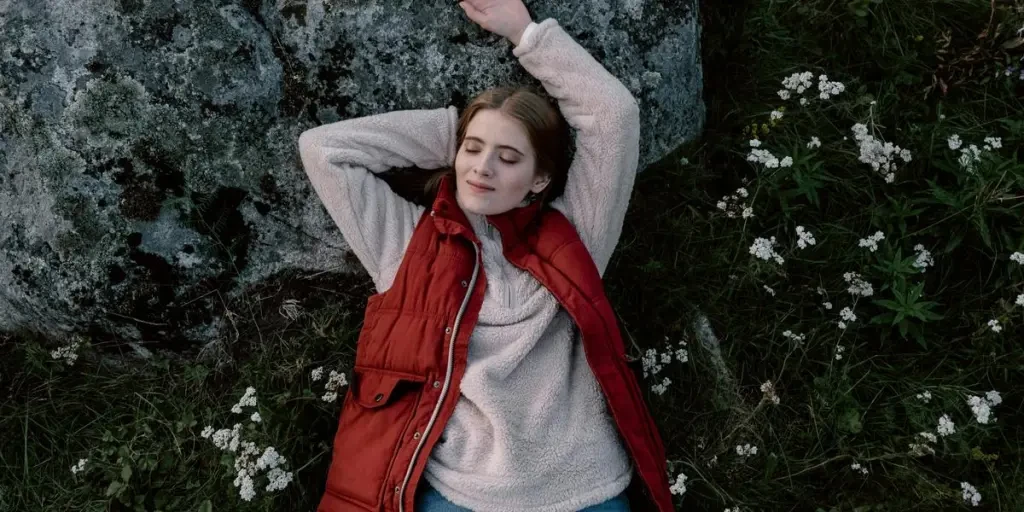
left=1016, top=294, right=1024, bottom=307
left=823, top=301, right=833, bottom=310
left=761, top=380, right=780, bottom=405
left=916, top=390, right=932, bottom=403
left=778, top=89, right=792, bottom=100
left=844, top=272, right=874, bottom=297
left=937, top=414, right=956, bottom=437
left=250, top=412, right=262, bottom=423
left=967, top=395, right=993, bottom=424
left=983, top=136, right=1002, bottom=150
left=71, top=458, right=88, bottom=475
left=266, top=468, right=294, bottom=492
left=985, top=390, right=1002, bottom=406
left=642, top=348, right=663, bottom=378
left=669, top=472, right=688, bottom=496
left=947, top=134, right=962, bottom=150
left=321, top=391, right=339, bottom=403
left=796, top=226, right=816, bottom=249
left=652, top=377, right=672, bottom=396
left=909, top=431, right=937, bottom=456
left=750, top=236, right=785, bottom=264
left=763, top=285, right=775, bottom=296
left=850, top=462, right=869, bottom=475
left=807, top=136, right=821, bottom=149
left=840, top=307, right=857, bottom=324
left=770, top=109, right=784, bottom=122
left=782, top=330, right=806, bottom=343
left=851, top=123, right=909, bottom=182
left=835, top=345, right=846, bottom=360
left=961, top=482, right=982, bottom=507
left=913, top=244, right=934, bottom=271
left=735, top=443, right=758, bottom=458
left=232, top=387, right=258, bottom=414
left=50, top=340, right=82, bottom=366
left=200, top=426, right=215, bottom=439
left=1010, top=252, right=1024, bottom=265
left=858, top=230, right=885, bottom=252
left=311, top=367, right=324, bottom=382
left=987, top=319, right=1002, bottom=333
left=779, top=156, right=793, bottom=167
left=749, top=139, right=762, bottom=148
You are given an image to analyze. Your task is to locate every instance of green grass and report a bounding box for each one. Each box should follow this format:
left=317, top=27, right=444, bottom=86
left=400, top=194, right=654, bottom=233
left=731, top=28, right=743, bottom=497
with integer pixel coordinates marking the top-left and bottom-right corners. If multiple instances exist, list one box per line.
left=3, top=0, right=1024, bottom=510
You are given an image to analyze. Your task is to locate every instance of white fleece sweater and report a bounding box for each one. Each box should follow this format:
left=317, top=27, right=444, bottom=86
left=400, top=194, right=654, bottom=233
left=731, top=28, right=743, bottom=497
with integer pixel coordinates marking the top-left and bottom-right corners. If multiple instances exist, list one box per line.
left=297, top=18, right=641, bottom=512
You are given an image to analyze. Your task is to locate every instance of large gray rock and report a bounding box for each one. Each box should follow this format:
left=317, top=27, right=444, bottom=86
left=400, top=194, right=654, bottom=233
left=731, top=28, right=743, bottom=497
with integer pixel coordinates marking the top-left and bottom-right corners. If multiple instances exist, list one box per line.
left=0, top=0, right=704, bottom=346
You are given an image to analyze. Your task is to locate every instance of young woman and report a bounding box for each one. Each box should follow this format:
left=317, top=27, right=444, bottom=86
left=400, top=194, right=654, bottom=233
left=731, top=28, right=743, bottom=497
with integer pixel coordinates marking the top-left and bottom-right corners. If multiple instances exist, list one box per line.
left=298, top=1, right=674, bottom=511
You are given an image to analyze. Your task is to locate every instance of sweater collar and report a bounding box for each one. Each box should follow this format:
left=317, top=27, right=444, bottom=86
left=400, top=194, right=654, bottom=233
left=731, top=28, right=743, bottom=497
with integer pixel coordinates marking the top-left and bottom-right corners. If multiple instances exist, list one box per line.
left=430, top=174, right=544, bottom=251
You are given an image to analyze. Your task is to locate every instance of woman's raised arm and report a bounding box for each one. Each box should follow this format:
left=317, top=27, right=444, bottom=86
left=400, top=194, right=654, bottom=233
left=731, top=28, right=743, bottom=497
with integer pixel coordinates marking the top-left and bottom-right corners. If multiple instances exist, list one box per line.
left=297, top=106, right=458, bottom=291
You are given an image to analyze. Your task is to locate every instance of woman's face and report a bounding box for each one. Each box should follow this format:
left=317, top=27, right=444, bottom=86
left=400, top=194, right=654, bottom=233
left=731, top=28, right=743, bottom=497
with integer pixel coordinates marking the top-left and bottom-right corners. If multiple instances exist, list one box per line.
left=454, top=109, right=549, bottom=216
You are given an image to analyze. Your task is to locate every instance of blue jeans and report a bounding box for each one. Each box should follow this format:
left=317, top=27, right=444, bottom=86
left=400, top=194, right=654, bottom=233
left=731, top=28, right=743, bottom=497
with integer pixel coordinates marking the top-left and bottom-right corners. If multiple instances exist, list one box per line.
left=414, top=482, right=631, bottom=512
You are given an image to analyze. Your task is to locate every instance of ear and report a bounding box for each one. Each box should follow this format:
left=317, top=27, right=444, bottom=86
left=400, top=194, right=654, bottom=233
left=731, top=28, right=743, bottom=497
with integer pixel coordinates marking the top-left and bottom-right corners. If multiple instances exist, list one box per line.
left=530, top=174, right=551, bottom=194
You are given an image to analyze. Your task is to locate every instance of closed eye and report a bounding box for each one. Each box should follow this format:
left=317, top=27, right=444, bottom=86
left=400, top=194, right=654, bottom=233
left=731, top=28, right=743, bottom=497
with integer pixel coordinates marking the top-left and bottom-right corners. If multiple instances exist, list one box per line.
left=464, top=148, right=518, bottom=164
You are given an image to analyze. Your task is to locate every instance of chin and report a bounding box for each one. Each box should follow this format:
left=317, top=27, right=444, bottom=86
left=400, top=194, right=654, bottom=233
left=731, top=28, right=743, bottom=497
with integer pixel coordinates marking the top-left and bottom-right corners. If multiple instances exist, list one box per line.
left=457, top=191, right=510, bottom=216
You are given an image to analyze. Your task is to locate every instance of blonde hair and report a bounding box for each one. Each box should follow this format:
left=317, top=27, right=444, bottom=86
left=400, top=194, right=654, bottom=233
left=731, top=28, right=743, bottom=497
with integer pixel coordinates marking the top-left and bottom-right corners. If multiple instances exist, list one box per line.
left=424, top=86, right=571, bottom=206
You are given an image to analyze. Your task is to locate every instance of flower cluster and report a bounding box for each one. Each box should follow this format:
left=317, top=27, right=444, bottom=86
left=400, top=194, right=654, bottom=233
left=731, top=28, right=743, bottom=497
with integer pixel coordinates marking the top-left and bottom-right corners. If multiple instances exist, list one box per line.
left=850, top=462, right=869, bottom=475
left=987, top=319, right=1002, bottom=333
left=642, top=337, right=688, bottom=395
left=843, top=272, right=874, bottom=297
left=936, top=414, right=956, bottom=437
left=199, top=388, right=294, bottom=501
left=834, top=344, right=846, bottom=361
left=50, top=339, right=82, bottom=366
left=747, top=139, right=794, bottom=169
left=735, top=443, right=759, bottom=458
left=311, top=367, right=349, bottom=403
left=838, top=307, right=857, bottom=330
left=70, top=458, right=88, bottom=475
left=908, top=431, right=937, bottom=457
left=966, top=391, right=1001, bottom=424
left=669, top=472, right=688, bottom=496
left=912, top=244, right=934, bottom=272
left=760, top=380, right=780, bottom=405
left=231, top=387, right=258, bottom=414
left=778, top=71, right=845, bottom=105
left=716, top=187, right=754, bottom=219
left=796, top=226, right=816, bottom=249
left=916, top=390, right=932, bottom=403
left=851, top=123, right=912, bottom=183
left=948, top=134, right=1001, bottom=174
left=857, top=231, right=885, bottom=252
left=782, top=330, right=806, bottom=344
left=806, top=136, right=821, bottom=149
left=750, top=236, right=785, bottom=264
left=961, top=482, right=982, bottom=507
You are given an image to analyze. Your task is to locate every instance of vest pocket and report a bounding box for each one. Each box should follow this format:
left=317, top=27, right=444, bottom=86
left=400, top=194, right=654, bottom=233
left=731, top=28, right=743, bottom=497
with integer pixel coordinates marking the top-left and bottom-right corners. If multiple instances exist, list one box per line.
left=325, top=367, right=426, bottom=508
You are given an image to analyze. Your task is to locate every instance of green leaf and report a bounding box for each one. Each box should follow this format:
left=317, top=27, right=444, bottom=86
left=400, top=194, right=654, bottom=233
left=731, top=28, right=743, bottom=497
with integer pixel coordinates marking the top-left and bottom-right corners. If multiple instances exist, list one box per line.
left=764, top=453, right=778, bottom=479
left=839, top=407, right=863, bottom=434
left=105, top=480, right=125, bottom=497
left=198, top=500, right=213, bottom=512
left=121, top=464, right=133, bottom=483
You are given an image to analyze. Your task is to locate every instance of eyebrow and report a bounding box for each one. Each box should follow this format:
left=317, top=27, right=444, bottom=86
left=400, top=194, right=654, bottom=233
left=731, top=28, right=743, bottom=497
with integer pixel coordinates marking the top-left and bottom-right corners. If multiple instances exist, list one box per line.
left=464, top=136, right=525, bottom=156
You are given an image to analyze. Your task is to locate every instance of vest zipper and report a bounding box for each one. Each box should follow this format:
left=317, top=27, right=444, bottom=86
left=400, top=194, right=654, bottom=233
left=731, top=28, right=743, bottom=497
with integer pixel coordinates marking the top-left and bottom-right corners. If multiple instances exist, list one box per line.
left=398, top=240, right=481, bottom=512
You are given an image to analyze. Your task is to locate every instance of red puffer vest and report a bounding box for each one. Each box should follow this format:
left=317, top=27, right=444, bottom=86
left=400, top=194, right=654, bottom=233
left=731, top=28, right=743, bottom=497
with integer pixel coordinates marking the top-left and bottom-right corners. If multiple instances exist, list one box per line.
left=317, top=175, right=674, bottom=512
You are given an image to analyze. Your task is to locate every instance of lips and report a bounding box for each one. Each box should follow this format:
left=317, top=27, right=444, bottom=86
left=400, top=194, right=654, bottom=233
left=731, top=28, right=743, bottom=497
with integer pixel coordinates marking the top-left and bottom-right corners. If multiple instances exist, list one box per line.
left=466, top=180, right=495, bottom=193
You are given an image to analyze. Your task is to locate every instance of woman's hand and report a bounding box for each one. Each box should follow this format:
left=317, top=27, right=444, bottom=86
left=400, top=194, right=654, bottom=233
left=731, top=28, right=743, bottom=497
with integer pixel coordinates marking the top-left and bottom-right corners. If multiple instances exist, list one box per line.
left=458, top=0, right=533, bottom=46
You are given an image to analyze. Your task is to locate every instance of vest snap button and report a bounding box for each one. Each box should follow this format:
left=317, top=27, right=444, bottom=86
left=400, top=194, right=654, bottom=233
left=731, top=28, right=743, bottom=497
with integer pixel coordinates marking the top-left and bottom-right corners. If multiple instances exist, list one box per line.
left=460, top=280, right=468, bottom=287
left=413, top=431, right=421, bottom=439
left=430, top=210, right=436, bottom=217
left=444, top=327, right=451, bottom=334
left=374, top=393, right=384, bottom=402
left=395, top=485, right=401, bottom=494
left=433, top=380, right=441, bottom=388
